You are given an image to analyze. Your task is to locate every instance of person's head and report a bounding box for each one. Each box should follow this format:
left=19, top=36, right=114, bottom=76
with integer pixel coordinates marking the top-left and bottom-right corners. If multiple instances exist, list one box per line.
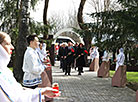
left=119, top=48, right=124, bottom=53
left=79, top=43, right=83, bottom=48
left=0, top=32, right=14, bottom=55
left=27, top=35, right=39, bottom=49
left=75, top=42, right=79, bottom=47
left=39, top=41, right=43, bottom=50
left=62, top=42, right=67, bottom=48
left=68, top=42, right=72, bottom=46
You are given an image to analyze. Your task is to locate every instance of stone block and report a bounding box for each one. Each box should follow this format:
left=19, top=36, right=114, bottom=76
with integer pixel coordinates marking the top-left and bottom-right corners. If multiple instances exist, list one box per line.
left=89, top=58, right=99, bottom=72
left=136, top=90, right=138, bottom=102
left=38, top=67, right=53, bottom=102
left=89, top=59, right=95, bottom=71
left=98, top=61, right=110, bottom=78
left=45, top=67, right=53, bottom=85
left=112, top=65, right=127, bottom=87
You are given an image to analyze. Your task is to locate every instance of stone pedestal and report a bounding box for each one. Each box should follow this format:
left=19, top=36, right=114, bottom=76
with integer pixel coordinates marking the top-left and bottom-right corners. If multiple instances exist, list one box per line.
left=94, top=58, right=99, bottom=72
left=112, top=65, right=127, bottom=87
left=89, top=58, right=99, bottom=72
left=98, top=61, right=110, bottom=78
left=38, top=67, right=53, bottom=101
left=45, top=67, right=53, bottom=85
left=136, top=90, right=138, bottom=102
left=89, top=59, right=95, bottom=71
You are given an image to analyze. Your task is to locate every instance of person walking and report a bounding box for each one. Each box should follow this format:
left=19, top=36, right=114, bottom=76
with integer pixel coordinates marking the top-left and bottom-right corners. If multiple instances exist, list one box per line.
left=58, top=43, right=68, bottom=72
left=65, top=42, right=75, bottom=75
left=76, top=43, right=88, bottom=75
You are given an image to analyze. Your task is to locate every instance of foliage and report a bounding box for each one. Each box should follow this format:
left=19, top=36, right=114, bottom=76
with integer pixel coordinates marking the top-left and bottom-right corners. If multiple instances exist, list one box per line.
left=75, top=0, right=138, bottom=54
left=0, top=0, right=53, bottom=46
left=73, top=23, right=94, bottom=49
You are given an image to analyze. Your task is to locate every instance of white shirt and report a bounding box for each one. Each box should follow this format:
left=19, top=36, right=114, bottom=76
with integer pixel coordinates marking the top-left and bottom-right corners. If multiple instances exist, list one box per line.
left=90, top=47, right=99, bottom=61
left=115, top=52, right=125, bottom=70
left=22, top=47, right=45, bottom=87
left=102, top=51, right=109, bottom=61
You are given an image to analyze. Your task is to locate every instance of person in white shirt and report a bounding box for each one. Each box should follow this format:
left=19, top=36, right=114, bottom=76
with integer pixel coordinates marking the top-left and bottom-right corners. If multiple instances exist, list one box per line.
left=94, top=47, right=99, bottom=71
left=89, top=46, right=99, bottom=71
left=98, top=50, right=110, bottom=77
left=102, top=50, right=109, bottom=62
left=0, top=31, right=58, bottom=102
left=115, top=48, right=125, bottom=71
left=89, top=46, right=95, bottom=62
left=36, top=41, right=47, bottom=62
left=22, top=35, right=47, bottom=89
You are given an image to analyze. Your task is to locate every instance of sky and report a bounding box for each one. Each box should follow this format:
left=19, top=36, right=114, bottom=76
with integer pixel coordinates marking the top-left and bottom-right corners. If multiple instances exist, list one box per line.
left=30, top=0, right=93, bottom=22
left=30, top=0, right=120, bottom=23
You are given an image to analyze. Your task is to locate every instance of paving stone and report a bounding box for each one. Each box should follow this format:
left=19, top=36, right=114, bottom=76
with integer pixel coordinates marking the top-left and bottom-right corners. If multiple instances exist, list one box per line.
left=53, top=61, right=136, bottom=102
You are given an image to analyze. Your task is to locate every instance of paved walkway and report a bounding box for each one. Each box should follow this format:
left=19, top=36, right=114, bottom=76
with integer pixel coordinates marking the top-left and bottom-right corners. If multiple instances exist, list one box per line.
left=52, top=61, right=136, bottom=102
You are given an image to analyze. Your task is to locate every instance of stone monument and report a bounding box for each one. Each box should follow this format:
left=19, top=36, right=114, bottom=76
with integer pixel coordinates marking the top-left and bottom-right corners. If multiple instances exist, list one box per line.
left=112, top=65, right=127, bottom=87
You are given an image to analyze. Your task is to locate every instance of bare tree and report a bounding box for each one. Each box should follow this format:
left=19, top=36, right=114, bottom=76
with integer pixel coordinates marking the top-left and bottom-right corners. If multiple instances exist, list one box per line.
left=66, top=5, right=79, bottom=28
left=48, top=12, right=67, bottom=34
left=87, top=0, right=121, bottom=12
left=43, top=0, right=49, bottom=39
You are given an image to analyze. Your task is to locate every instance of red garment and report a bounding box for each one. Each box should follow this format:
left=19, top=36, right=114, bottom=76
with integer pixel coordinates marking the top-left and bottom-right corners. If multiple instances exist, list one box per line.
left=84, top=50, right=88, bottom=54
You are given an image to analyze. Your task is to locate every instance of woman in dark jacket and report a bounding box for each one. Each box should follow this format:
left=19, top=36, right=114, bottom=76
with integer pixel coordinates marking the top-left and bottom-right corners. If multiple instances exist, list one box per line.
left=76, top=43, right=87, bottom=75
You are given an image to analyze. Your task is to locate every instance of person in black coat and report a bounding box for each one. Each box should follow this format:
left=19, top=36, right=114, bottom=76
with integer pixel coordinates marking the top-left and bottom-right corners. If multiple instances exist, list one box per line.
left=58, top=43, right=68, bottom=72
left=65, top=42, right=75, bottom=75
left=73, top=42, right=79, bottom=70
left=76, top=43, right=87, bottom=75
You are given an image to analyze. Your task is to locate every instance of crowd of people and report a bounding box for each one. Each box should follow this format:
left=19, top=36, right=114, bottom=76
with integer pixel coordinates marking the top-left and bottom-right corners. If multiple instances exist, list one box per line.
left=58, top=42, right=88, bottom=75
left=57, top=42, right=125, bottom=75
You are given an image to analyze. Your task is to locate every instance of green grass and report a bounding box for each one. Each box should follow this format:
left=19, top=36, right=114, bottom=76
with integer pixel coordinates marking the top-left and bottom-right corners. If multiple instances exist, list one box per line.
left=110, top=70, right=138, bottom=83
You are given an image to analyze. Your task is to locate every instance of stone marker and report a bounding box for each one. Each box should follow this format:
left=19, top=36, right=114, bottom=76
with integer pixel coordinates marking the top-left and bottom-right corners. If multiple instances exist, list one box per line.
left=136, top=90, right=138, bottom=102
left=112, top=65, right=127, bottom=87
left=98, top=61, right=110, bottom=78
left=89, top=59, right=95, bottom=71
left=38, top=67, right=53, bottom=102
left=89, top=58, right=99, bottom=72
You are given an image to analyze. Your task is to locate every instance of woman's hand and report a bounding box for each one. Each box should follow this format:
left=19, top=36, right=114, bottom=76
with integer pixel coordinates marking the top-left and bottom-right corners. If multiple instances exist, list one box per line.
left=41, top=87, right=59, bottom=98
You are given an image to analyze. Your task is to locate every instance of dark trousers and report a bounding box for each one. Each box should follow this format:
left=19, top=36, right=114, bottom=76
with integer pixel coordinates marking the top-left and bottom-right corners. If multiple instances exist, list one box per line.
left=62, top=59, right=66, bottom=72
left=78, top=66, right=83, bottom=74
left=60, top=59, right=63, bottom=69
left=65, top=62, right=71, bottom=75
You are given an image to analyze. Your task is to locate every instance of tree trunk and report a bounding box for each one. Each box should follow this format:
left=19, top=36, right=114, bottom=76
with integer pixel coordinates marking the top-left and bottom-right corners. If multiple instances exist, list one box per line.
left=43, top=0, right=49, bottom=38
left=13, top=0, right=29, bottom=82
left=77, top=0, right=86, bottom=29
left=77, top=0, right=92, bottom=49
left=43, top=0, right=55, bottom=65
